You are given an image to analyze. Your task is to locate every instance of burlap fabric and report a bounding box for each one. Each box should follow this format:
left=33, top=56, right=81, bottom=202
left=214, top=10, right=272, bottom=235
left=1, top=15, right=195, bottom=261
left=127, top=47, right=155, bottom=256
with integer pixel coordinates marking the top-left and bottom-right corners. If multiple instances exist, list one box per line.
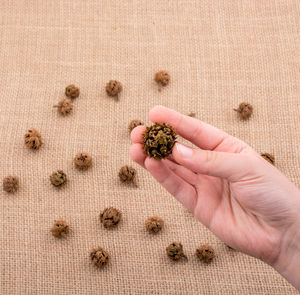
left=0, top=1, right=299, bottom=294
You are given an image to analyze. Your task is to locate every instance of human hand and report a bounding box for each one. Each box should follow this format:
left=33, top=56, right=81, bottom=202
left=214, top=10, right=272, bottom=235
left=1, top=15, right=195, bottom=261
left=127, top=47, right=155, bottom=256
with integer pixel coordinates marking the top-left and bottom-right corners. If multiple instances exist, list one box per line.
left=130, top=106, right=300, bottom=289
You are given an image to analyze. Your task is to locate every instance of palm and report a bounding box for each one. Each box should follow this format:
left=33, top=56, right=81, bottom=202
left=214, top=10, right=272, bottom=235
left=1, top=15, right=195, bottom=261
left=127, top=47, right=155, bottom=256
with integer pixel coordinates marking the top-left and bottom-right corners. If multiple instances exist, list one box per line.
left=192, top=172, right=281, bottom=264
left=130, top=106, right=296, bottom=266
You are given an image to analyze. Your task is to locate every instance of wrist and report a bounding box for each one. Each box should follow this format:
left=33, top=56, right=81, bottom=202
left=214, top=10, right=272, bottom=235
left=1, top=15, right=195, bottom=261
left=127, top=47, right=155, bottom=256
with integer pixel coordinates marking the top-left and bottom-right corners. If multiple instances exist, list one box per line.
left=273, top=222, right=300, bottom=290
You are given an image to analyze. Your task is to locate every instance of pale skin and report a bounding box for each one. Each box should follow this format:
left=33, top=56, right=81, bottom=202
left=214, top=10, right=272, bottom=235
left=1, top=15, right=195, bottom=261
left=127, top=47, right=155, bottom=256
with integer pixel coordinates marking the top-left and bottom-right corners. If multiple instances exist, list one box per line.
left=130, top=106, right=300, bottom=290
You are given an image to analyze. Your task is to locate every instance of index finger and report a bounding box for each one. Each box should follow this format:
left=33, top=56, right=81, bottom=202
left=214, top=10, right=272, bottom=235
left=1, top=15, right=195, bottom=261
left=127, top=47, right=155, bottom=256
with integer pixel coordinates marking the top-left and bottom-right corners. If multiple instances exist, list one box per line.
left=149, top=105, right=230, bottom=151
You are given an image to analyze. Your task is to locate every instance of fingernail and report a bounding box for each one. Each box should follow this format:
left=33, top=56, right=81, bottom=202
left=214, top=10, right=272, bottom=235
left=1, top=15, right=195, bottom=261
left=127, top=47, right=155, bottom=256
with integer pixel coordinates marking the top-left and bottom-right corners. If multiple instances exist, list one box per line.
left=176, top=143, right=193, bottom=159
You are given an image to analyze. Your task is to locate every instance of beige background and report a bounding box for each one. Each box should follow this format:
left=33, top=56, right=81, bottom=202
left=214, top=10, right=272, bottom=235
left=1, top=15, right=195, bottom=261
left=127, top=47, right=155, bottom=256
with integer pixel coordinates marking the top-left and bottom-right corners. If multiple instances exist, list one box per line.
left=0, top=1, right=299, bottom=294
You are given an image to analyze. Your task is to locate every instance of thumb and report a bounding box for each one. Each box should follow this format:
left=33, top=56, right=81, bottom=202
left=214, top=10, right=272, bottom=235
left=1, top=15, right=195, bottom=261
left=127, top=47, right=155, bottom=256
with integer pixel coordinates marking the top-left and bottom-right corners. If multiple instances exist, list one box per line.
left=173, top=143, right=251, bottom=182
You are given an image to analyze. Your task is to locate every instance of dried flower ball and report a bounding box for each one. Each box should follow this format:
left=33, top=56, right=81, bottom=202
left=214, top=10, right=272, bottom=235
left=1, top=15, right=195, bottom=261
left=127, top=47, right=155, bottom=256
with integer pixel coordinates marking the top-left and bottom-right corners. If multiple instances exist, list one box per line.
left=145, top=216, right=164, bottom=234
left=143, top=123, right=176, bottom=160
left=261, top=153, right=275, bottom=165
left=65, top=84, right=80, bottom=99
left=50, top=170, right=67, bottom=187
left=90, top=247, right=110, bottom=268
left=195, top=244, right=215, bottom=263
left=234, top=102, right=253, bottom=120
left=54, top=98, right=73, bottom=116
left=106, top=80, right=122, bottom=97
left=154, top=70, right=170, bottom=87
left=119, top=165, right=136, bottom=183
left=24, top=129, right=42, bottom=150
left=188, top=112, right=196, bottom=117
left=100, top=207, right=122, bottom=228
left=128, top=120, right=143, bottom=133
left=51, top=219, right=69, bottom=238
left=166, top=242, right=187, bottom=261
left=3, top=176, right=19, bottom=193
left=74, top=152, right=92, bottom=170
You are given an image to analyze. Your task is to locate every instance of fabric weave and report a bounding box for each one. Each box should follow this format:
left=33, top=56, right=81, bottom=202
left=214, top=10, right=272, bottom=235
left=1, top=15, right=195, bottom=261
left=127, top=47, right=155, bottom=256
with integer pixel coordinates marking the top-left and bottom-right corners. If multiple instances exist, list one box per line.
left=0, top=1, right=299, bottom=294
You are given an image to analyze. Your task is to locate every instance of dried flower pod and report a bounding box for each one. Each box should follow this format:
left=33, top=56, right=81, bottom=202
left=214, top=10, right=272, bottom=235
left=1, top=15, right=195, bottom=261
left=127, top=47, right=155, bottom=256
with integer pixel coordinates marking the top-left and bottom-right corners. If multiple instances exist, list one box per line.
left=73, top=153, right=92, bottom=170
left=188, top=112, right=196, bottom=117
left=195, top=244, right=215, bottom=263
left=166, top=242, right=187, bottom=261
left=119, top=165, right=136, bottom=183
left=261, top=153, right=275, bottom=165
left=234, top=102, right=253, bottom=120
left=90, top=247, right=110, bottom=268
left=54, top=98, right=73, bottom=116
left=143, top=123, right=176, bottom=159
left=50, top=170, right=67, bottom=187
left=24, top=129, right=42, bottom=150
left=154, top=70, right=170, bottom=87
left=128, top=120, right=143, bottom=133
left=3, top=176, right=19, bottom=193
left=50, top=219, right=69, bottom=238
left=100, top=207, right=121, bottom=228
left=145, top=216, right=164, bottom=234
left=106, top=80, right=122, bottom=98
left=65, top=84, right=80, bottom=99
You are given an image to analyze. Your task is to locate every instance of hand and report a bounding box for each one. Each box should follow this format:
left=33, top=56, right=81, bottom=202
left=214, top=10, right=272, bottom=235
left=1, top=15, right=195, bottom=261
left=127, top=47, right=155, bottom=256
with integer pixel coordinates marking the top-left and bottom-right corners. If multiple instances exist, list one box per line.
left=130, top=106, right=300, bottom=289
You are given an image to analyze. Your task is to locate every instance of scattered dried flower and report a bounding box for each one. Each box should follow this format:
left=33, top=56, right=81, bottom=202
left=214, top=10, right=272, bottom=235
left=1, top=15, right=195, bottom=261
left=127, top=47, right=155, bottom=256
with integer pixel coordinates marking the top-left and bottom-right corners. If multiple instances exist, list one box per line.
left=24, top=129, right=42, bottom=150
left=119, top=166, right=136, bottom=183
left=128, top=120, right=143, bottom=133
left=154, top=70, right=170, bottom=88
left=166, top=242, right=187, bottom=261
left=74, top=153, right=92, bottom=170
left=195, top=244, right=215, bottom=263
left=3, top=176, right=19, bottom=193
left=145, top=216, right=164, bottom=234
left=261, top=153, right=275, bottom=165
left=100, top=207, right=122, bottom=228
left=51, top=219, right=69, bottom=238
left=90, top=247, right=110, bottom=268
left=54, top=98, right=73, bottom=116
left=50, top=170, right=67, bottom=187
left=106, top=80, right=122, bottom=98
left=234, top=102, right=253, bottom=120
left=65, top=84, right=80, bottom=99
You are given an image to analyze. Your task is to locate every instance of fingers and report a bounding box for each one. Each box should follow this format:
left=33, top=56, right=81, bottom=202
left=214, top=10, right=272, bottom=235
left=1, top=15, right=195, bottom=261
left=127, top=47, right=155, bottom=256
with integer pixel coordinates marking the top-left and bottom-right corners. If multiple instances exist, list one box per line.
left=130, top=143, right=199, bottom=186
left=144, top=157, right=197, bottom=212
left=130, top=125, right=145, bottom=144
left=130, top=143, right=146, bottom=167
left=173, top=142, right=252, bottom=182
left=163, top=159, right=199, bottom=186
left=149, top=105, right=235, bottom=151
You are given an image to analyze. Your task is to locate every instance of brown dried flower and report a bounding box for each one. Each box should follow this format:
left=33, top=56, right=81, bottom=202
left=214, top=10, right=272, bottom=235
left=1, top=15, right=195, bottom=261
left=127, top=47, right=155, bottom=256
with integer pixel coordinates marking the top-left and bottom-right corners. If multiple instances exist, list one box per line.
left=143, top=123, right=176, bottom=159
left=234, top=102, right=253, bottom=120
left=145, top=216, right=164, bottom=234
left=106, top=80, right=122, bottom=97
left=100, top=207, right=122, bottom=228
left=90, top=247, right=110, bottom=268
left=50, top=170, right=67, bottom=187
left=128, top=120, right=143, bottom=133
left=51, top=219, right=69, bottom=238
left=261, top=153, right=275, bottom=165
left=3, top=176, right=19, bottom=193
left=24, top=129, right=42, bottom=150
left=65, top=84, right=80, bottom=99
left=154, top=70, right=170, bottom=87
left=166, top=242, right=187, bottom=261
left=54, top=98, right=73, bottom=116
left=188, top=112, right=196, bottom=117
left=119, top=165, right=136, bottom=183
left=74, top=153, right=92, bottom=170
left=195, top=244, right=215, bottom=263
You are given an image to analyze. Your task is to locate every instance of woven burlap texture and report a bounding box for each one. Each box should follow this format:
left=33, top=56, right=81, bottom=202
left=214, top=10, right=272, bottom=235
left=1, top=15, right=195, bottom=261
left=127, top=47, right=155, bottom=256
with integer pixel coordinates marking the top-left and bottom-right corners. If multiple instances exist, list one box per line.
left=0, top=1, right=299, bottom=294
